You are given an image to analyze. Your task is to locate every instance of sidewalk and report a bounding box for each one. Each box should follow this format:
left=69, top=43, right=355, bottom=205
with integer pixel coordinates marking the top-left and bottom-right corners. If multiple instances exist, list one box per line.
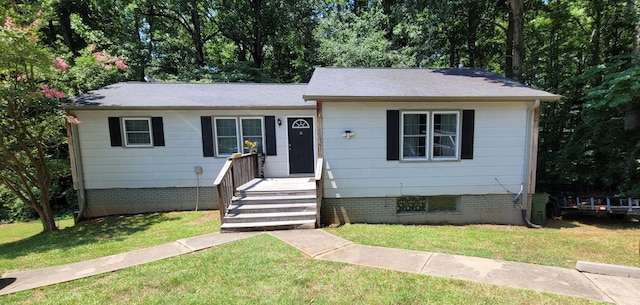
left=2, top=229, right=640, bottom=305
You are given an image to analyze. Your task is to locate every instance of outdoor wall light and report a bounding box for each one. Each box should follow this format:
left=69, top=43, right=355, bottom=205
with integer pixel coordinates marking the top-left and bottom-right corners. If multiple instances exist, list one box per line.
left=277, top=118, right=282, bottom=126
left=342, top=130, right=355, bottom=139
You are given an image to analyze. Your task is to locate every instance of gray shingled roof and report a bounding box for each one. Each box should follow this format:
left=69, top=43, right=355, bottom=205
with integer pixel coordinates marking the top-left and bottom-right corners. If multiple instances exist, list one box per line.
left=68, top=82, right=312, bottom=109
left=303, top=67, right=561, bottom=101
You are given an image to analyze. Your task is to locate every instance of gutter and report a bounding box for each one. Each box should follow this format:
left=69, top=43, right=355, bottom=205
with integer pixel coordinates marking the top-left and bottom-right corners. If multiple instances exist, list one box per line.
left=67, top=112, right=87, bottom=223
left=301, top=95, right=561, bottom=102
left=520, top=100, right=542, bottom=228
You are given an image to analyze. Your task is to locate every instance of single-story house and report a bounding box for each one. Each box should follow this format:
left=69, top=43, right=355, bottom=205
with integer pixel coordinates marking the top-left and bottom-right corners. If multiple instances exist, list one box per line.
left=67, top=67, right=560, bottom=226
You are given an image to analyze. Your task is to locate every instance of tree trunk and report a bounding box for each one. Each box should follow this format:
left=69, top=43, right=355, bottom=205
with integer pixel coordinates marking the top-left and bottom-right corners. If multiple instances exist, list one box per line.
left=38, top=196, right=57, bottom=232
left=37, top=153, right=57, bottom=232
left=58, top=11, right=79, bottom=56
left=134, top=17, right=147, bottom=81
left=250, top=0, right=264, bottom=68
left=590, top=0, right=602, bottom=67
left=190, top=0, right=205, bottom=68
left=509, top=0, right=524, bottom=80
left=505, top=10, right=514, bottom=78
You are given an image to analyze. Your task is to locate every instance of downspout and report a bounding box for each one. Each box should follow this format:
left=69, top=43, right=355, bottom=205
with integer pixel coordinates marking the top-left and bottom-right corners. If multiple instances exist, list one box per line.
left=519, top=99, right=542, bottom=228
left=67, top=114, right=87, bottom=223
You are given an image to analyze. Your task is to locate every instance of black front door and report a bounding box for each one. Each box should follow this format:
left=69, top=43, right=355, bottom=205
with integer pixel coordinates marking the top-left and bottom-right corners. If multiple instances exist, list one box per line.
left=288, top=117, right=314, bottom=174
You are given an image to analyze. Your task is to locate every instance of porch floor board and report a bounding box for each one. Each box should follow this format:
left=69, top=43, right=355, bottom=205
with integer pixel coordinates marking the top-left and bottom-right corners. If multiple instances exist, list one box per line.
left=237, top=178, right=315, bottom=193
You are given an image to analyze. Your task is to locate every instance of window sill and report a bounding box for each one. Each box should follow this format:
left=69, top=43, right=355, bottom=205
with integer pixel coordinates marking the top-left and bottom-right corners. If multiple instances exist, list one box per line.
left=398, top=159, right=461, bottom=163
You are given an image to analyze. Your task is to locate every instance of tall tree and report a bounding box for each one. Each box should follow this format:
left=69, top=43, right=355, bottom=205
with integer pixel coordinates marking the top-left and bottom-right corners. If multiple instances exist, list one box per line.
left=314, top=6, right=414, bottom=67
left=0, top=18, right=67, bottom=231
left=140, top=0, right=219, bottom=71
left=509, top=0, right=524, bottom=80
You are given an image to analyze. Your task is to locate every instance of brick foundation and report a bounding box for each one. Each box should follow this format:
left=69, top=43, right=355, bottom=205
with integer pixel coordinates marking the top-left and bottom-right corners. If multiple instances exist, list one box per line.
left=321, top=194, right=525, bottom=225
left=84, top=187, right=218, bottom=218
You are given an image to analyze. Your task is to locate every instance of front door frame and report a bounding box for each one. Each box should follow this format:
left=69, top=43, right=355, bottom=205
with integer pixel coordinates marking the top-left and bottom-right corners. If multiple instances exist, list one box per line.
left=286, top=116, right=316, bottom=176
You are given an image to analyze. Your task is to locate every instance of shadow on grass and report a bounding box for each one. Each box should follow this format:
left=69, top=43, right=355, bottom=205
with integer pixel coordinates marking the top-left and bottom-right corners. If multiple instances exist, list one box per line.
left=0, top=213, right=179, bottom=262
left=562, top=212, right=640, bottom=230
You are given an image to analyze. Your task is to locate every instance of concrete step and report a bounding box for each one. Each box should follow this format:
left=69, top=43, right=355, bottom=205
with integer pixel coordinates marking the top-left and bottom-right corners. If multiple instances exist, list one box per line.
left=228, top=202, right=316, bottom=213
left=223, top=211, right=316, bottom=223
left=220, top=219, right=316, bottom=232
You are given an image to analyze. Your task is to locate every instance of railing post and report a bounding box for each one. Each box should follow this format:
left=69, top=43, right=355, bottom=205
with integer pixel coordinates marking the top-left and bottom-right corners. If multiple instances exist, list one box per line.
left=314, top=158, right=324, bottom=228
left=253, top=153, right=259, bottom=178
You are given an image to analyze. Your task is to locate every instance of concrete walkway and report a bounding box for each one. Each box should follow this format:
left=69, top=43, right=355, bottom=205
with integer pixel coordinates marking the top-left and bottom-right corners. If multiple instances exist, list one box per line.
left=2, top=229, right=640, bottom=305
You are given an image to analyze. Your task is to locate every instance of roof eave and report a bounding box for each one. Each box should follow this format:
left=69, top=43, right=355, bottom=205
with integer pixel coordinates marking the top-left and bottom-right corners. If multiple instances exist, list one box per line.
left=65, top=105, right=316, bottom=111
left=302, top=95, right=561, bottom=102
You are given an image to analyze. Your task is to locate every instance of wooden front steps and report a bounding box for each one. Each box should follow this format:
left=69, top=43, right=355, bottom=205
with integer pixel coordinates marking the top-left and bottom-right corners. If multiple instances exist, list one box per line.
left=220, top=178, right=317, bottom=232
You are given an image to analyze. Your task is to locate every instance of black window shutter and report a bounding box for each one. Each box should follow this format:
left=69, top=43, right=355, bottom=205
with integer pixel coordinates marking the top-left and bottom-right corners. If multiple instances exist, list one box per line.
left=387, top=110, right=400, bottom=161
left=151, top=117, right=165, bottom=146
left=461, top=110, right=475, bottom=160
left=201, top=116, right=215, bottom=157
left=108, top=117, right=123, bottom=147
left=264, top=116, right=277, bottom=156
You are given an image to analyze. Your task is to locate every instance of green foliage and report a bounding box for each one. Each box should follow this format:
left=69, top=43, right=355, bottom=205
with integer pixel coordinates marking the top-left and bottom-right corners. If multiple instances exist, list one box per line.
left=0, top=186, right=37, bottom=223
left=533, top=0, right=640, bottom=196
left=0, top=13, right=126, bottom=230
left=583, top=55, right=640, bottom=109
left=55, top=47, right=129, bottom=94
left=315, top=7, right=415, bottom=67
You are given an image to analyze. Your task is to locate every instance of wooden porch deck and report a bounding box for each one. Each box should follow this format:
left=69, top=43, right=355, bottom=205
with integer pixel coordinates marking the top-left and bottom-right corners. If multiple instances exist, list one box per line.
left=236, top=177, right=316, bottom=193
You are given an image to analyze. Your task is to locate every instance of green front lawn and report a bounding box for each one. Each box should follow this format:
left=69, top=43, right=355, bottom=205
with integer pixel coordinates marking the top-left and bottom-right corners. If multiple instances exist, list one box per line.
left=1, top=234, right=604, bottom=305
left=0, top=211, right=219, bottom=272
left=324, top=215, right=640, bottom=269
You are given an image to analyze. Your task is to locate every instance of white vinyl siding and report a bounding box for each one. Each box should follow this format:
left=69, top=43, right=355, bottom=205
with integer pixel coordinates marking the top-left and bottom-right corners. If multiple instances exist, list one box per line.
left=73, top=109, right=314, bottom=189
left=122, top=118, right=153, bottom=147
left=321, top=101, right=529, bottom=198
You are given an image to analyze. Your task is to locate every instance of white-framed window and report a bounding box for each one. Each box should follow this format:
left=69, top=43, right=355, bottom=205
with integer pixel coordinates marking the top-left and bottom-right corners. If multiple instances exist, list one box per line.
left=402, top=112, right=428, bottom=159
left=431, top=111, right=460, bottom=160
left=401, top=111, right=460, bottom=161
left=240, top=118, right=264, bottom=153
left=214, top=117, right=264, bottom=156
left=123, top=118, right=153, bottom=147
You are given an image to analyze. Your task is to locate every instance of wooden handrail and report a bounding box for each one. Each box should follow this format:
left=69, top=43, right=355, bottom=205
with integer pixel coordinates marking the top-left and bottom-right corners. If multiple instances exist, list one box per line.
left=314, top=158, right=324, bottom=228
left=213, top=153, right=260, bottom=224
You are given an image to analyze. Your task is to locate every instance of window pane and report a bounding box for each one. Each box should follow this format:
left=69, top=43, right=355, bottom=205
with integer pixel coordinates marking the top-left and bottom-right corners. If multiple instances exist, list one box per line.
left=403, top=113, right=426, bottom=135
left=403, top=113, right=427, bottom=158
left=127, top=132, right=151, bottom=144
left=403, top=137, right=426, bottom=157
left=216, top=119, right=238, bottom=155
left=217, top=138, right=239, bottom=154
left=241, top=119, right=263, bottom=153
left=216, top=119, right=237, bottom=137
left=433, top=113, right=458, bottom=158
left=241, top=119, right=262, bottom=136
left=124, top=120, right=150, bottom=132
